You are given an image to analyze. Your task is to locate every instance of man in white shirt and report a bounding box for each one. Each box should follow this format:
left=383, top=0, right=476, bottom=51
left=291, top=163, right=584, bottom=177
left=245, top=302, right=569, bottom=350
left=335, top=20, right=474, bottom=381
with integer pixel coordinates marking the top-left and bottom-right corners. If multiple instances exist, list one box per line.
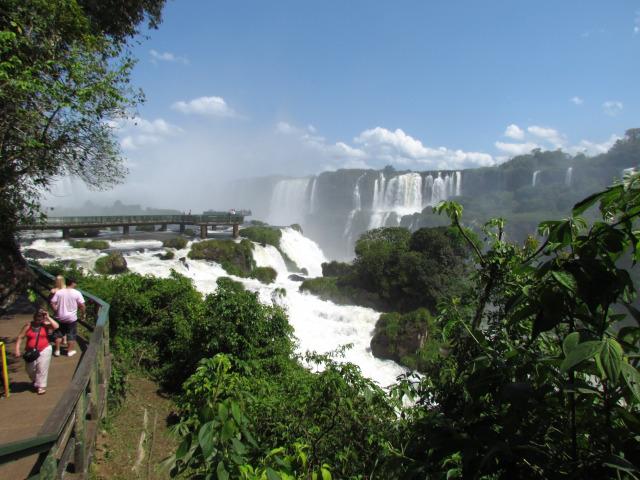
left=51, top=278, right=85, bottom=357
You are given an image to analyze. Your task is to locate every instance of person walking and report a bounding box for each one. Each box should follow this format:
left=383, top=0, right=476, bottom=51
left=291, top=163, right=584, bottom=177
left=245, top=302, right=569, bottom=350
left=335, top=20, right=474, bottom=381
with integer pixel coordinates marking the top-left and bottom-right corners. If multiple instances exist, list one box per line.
left=15, top=307, right=59, bottom=394
left=51, top=277, right=85, bottom=357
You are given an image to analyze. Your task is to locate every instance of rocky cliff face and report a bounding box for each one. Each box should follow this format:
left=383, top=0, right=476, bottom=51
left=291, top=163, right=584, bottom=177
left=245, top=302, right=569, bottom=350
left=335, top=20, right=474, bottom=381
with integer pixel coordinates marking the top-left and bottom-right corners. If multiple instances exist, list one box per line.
left=223, top=134, right=638, bottom=259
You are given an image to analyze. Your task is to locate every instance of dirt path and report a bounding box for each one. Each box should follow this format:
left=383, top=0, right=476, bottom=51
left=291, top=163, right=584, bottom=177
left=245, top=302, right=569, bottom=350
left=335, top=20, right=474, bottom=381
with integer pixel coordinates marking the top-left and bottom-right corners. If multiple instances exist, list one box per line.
left=91, top=374, right=176, bottom=480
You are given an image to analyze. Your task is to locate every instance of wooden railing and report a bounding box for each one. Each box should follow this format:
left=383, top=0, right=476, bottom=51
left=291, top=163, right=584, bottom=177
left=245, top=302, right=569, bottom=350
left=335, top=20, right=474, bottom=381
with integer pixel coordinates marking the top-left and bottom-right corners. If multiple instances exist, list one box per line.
left=0, top=265, right=110, bottom=479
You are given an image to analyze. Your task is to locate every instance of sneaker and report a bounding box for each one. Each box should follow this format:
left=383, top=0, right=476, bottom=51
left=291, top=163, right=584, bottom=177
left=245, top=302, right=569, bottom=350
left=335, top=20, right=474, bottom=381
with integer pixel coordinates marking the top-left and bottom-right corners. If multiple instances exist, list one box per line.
left=67, top=350, right=77, bottom=357
left=53, top=350, right=60, bottom=357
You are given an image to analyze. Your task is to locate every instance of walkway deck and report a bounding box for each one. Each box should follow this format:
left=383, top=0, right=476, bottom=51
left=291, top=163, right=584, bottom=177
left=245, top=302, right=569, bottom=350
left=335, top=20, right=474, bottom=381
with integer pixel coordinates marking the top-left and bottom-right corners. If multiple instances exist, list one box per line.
left=0, top=298, right=83, bottom=479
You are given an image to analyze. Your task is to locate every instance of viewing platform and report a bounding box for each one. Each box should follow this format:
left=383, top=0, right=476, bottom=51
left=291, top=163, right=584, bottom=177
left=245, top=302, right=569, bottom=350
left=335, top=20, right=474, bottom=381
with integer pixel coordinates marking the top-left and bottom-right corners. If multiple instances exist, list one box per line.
left=17, top=212, right=249, bottom=239
left=0, top=268, right=110, bottom=479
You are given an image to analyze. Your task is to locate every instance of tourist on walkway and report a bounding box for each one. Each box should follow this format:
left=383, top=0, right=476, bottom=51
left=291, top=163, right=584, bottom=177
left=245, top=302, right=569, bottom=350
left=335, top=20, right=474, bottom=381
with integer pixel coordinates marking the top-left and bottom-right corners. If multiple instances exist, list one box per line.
left=49, top=275, right=65, bottom=297
left=15, top=307, right=59, bottom=395
left=51, top=278, right=85, bottom=357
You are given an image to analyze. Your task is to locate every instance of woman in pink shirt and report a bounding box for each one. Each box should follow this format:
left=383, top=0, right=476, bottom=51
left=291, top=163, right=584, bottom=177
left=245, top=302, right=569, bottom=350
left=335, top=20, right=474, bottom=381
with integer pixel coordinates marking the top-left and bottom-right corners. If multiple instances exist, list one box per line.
left=15, top=307, right=59, bottom=395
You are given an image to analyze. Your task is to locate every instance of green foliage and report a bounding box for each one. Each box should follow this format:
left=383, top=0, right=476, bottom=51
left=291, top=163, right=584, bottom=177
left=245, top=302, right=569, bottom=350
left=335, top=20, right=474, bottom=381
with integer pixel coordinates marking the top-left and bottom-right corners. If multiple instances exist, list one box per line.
left=321, top=261, right=352, bottom=277
left=249, top=266, right=277, bottom=284
left=171, top=352, right=396, bottom=479
left=183, top=228, right=196, bottom=237
left=70, top=239, right=109, bottom=250
left=94, top=252, right=128, bottom=274
left=69, top=228, right=101, bottom=237
left=289, top=223, right=303, bottom=234
left=188, top=239, right=255, bottom=276
left=135, top=224, right=155, bottom=232
left=240, top=226, right=282, bottom=247
left=389, top=174, right=640, bottom=478
left=326, top=226, right=473, bottom=312
left=162, top=237, right=188, bottom=249
left=159, top=250, right=175, bottom=260
left=299, top=277, right=381, bottom=309
left=370, top=308, right=436, bottom=370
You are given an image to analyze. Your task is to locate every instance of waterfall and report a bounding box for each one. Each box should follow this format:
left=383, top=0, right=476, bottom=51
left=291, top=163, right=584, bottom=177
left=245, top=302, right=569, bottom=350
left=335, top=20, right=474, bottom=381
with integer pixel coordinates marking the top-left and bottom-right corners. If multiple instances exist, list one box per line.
left=564, top=167, right=573, bottom=187
left=431, top=173, right=447, bottom=204
left=455, top=171, right=462, bottom=196
left=422, top=174, right=434, bottom=207
left=344, top=174, right=366, bottom=239
left=26, top=234, right=406, bottom=387
left=308, top=177, right=319, bottom=214
left=267, top=178, right=311, bottom=225
left=532, top=170, right=540, bottom=187
left=252, top=243, right=289, bottom=280
left=278, top=227, right=327, bottom=277
left=368, top=172, right=423, bottom=229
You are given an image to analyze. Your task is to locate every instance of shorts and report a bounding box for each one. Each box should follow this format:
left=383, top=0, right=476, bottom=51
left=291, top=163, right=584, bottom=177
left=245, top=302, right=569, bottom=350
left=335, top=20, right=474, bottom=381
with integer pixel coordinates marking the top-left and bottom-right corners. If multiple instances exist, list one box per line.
left=55, top=322, right=78, bottom=341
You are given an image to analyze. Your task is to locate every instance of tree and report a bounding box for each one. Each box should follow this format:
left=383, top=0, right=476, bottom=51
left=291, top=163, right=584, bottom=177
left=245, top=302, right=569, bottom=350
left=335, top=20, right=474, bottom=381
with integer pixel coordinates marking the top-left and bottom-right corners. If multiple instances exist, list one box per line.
left=0, top=0, right=165, bottom=308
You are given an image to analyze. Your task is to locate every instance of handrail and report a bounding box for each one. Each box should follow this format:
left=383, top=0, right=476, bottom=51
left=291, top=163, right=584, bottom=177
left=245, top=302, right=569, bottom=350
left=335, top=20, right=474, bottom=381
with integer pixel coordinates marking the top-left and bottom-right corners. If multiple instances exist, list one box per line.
left=0, top=265, right=111, bottom=478
left=18, top=213, right=246, bottom=227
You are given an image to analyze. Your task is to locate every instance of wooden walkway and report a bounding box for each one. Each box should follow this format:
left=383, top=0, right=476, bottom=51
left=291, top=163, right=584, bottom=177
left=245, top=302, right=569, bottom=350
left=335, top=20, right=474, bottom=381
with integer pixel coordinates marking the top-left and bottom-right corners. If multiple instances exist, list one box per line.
left=0, top=298, right=83, bottom=479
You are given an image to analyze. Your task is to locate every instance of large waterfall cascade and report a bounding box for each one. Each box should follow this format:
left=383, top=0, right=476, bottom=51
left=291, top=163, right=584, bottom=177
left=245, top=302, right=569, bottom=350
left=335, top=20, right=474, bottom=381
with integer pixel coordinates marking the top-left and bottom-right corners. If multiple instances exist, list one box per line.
left=368, top=171, right=462, bottom=230
left=308, top=177, right=319, bottom=214
left=565, top=167, right=573, bottom=187
left=267, top=178, right=311, bottom=226
left=344, top=173, right=367, bottom=240
left=532, top=170, right=541, bottom=187
left=25, top=232, right=406, bottom=387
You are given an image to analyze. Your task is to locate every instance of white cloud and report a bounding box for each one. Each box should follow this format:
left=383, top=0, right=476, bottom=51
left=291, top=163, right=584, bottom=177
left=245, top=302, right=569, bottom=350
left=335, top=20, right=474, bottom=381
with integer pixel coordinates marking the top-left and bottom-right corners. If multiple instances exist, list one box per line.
left=495, top=141, right=540, bottom=156
left=110, top=116, right=182, bottom=151
left=602, top=100, right=623, bottom=116
left=353, top=127, right=494, bottom=168
left=504, top=124, right=525, bottom=140
left=172, top=96, right=238, bottom=118
left=634, top=10, right=640, bottom=34
left=567, top=134, right=620, bottom=156
left=570, top=96, right=584, bottom=105
left=150, top=49, right=189, bottom=65
left=276, top=121, right=365, bottom=160
left=527, top=125, right=566, bottom=148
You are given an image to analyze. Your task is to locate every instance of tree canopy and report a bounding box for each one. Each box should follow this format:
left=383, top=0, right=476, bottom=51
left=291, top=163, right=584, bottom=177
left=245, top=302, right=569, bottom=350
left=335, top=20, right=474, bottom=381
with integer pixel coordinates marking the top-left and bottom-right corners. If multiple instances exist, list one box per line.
left=0, top=0, right=164, bottom=306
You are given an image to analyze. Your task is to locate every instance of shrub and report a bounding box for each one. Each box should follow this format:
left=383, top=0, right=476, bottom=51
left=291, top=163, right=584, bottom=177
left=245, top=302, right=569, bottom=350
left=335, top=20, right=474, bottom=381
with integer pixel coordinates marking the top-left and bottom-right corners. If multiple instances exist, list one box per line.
left=321, top=260, right=352, bottom=277
left=370, top=308, right=434, bottom=369
left=162, top=237, right=188, bottom=249
left=69, top=228, right=100, bottom=237
left=183, top=228, right=196, bottom=237
left=299, top=277, right=381, bottom=309
left=240, top=226, right=282, bottom=247
left=94, top=252, right=128, bottom=274
left=159, top=250, right=174, bottom=260
left=289, top=223, right=303, bottom=233
left=188, top=239, right=255, bottom=276
left=249, top=266, right=277, bottom=284
left=249, top=219, right=267, bottom=226
left=70, top=239, right=109, bottom=250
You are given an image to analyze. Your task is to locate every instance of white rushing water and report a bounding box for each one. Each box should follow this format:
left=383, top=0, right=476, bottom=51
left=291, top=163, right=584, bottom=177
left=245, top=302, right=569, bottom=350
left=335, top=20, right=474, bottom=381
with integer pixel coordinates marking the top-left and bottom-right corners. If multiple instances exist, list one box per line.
left=23, top=232, right=407, bottom=387
left=532, top=170, right=540, bottom=187
left=565, top=167, right=573, bottom=187
left=267, top=178, right=311, bottom=226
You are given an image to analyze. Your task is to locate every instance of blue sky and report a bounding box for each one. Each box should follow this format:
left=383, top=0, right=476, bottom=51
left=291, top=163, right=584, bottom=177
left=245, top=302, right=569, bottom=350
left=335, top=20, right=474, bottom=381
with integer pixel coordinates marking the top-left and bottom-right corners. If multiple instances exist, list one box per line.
left=50, top=1, right=640, bottom=208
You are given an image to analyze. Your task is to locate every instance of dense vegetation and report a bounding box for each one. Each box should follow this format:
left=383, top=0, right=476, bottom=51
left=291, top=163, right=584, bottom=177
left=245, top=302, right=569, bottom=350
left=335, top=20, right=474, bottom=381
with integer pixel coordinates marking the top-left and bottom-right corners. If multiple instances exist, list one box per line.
left=0, top=0, right=165, bottom=308
left=43, top=173, right=640, bottom=479
left=70, top=240, right=110, bottom=250
left=301, top=226, right=473, bottom=313
left=94, top=252, right=128, bottom=274
left=240, top=225, right=302, bottom=272
left=188, top=239, right=256, bottom=276
left=163, top=237, right=189, bottom=249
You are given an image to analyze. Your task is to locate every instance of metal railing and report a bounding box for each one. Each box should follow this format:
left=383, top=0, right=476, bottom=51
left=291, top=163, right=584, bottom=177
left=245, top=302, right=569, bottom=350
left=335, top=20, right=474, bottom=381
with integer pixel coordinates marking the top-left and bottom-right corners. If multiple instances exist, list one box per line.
left=19, top=213, right=245, bottom=228
left=0, top=265, right=110, bottom=479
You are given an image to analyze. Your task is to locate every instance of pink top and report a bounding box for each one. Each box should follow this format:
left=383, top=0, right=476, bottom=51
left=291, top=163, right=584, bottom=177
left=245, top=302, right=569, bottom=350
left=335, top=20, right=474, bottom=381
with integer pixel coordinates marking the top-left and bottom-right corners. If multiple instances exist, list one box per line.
left=51, top=288, right=85, bottom=323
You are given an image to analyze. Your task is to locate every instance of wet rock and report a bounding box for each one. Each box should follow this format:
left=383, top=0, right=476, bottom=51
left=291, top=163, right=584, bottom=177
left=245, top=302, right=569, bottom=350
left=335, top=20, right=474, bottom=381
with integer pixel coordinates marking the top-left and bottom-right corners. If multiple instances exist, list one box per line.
left=23, top=249, right=53, bottom=259
left=288, top=274, right=306, bottom=282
